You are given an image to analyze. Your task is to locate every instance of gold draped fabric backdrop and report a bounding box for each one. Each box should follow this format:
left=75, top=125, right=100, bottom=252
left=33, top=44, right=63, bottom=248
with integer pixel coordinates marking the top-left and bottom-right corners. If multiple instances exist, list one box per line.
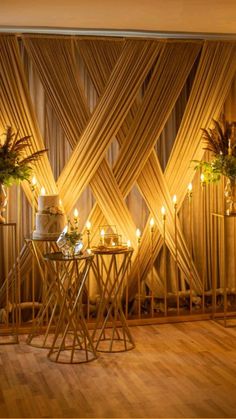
left=0, top=34, right=236, bottom=322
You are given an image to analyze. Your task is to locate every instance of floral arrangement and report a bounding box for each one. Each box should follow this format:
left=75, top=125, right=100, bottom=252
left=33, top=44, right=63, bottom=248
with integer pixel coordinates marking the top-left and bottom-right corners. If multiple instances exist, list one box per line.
left=193, top=116, right=236, bottom=183
left=57, top=218, right=83, bottom=256
left=42, top=206, right=64, bottom=216
left=64, top=219, right=82, bottom=246
left=0, top=126, right=47, bottom=186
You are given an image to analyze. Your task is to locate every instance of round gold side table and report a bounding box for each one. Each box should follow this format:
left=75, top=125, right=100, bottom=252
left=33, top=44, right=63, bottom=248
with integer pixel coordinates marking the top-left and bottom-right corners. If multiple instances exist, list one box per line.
left=91, top=247, right=135, bottom=353
left=44, top=251, right=97, bottom=364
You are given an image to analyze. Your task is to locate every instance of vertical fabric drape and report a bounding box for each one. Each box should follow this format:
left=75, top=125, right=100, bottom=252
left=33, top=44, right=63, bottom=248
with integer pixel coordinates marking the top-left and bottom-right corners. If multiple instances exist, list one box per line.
left=0, top=35, right=56, bottom=200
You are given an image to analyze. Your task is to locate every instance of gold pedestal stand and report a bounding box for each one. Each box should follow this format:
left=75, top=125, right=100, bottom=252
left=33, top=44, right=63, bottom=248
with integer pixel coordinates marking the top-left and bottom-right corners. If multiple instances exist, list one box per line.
left=91, top=247, right=135, bottom=353
left=211, top=213, right=236, bottom=327
left=25, top=237, right=59, bottom=348
left=0, top=223, right=19, bottom=344
left=44, top=252, right=96, bottom=364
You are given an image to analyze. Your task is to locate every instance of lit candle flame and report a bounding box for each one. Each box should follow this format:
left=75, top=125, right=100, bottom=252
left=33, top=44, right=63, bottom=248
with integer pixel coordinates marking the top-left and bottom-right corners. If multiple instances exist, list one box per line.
left=127, top=240, right=131, bottom=248
left=200, top=173, right=205, bottom=183
left=59, top=198, right=62, bottom=207
left=188, top=183, right=192, bottom=192
left=100, top=229, right=105, bottom=237
left=161, top=206, right=166, bottom=216
left=73, top=208, right=79, bottom=219
left=86, top=220, right=91, bottom=230
left=40, top=186, right=46, bottom=196
left=172, top=195, right=177, bottom=205
left=136, top=228, right=141, bottom=238
left=150, top=217, right=155, bottom=228
left=31, top=176, right=37, bottom=186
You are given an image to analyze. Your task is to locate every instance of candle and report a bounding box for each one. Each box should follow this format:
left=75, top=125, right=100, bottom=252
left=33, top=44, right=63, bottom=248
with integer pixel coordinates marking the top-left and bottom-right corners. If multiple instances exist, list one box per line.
left=31, top=176, right=37, bottom=189
left=136, top=228, right=141, bottom=239
left=73, top=208, right=79, bottom=219
left=127, top=240, right=131, bottom=248
left=187, top=183, right=192, bottom=193
left=200, top=173, right=206, bottom=186
left=86, top=221, right=91, bottom=248
left=161, top=206, right=166, bottom=219
left=100, top=229, right=105, bottom=245
left=40, top=186, right=46, bottom=196
left=86, top=220, right=91, bottom=231
left=173, top=195, right=177, bottom=206
left=150, top=217, right=155, bottom=229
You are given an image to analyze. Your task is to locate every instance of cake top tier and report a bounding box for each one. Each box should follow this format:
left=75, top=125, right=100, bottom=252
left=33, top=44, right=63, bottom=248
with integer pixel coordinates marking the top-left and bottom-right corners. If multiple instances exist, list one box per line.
left=38, top=194, right=60, bottom=212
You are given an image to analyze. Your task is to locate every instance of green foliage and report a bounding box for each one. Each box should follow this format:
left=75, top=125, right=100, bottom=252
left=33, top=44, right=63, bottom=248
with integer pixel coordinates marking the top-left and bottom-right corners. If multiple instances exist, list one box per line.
left=193, top=116, right=236, bottom=183
left=65, top=220, right=82, bottom=246
left=0, top=127, right=47, bottom=186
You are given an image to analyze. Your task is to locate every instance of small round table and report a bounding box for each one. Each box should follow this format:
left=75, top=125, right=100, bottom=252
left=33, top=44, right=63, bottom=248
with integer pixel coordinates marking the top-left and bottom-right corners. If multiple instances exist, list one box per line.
left=91, top=247, right=135, bottom=352
left=43, top=251, right=96, bottom=364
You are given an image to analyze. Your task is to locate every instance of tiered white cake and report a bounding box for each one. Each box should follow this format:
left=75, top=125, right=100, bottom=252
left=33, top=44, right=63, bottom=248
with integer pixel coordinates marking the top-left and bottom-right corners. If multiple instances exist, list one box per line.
left=33, top=194, right=66, bottom=240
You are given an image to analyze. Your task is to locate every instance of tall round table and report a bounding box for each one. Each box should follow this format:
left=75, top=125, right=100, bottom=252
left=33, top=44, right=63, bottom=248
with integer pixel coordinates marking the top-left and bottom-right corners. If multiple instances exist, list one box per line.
left=43, top=251, right=96, bottom=364
left=91, top=247, right=135, bottom=353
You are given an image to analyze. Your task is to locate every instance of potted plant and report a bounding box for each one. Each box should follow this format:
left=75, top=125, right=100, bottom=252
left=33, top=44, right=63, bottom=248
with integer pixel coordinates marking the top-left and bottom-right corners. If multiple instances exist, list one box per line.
left=0, top=126, right=47, bottom=222
left=193, top=116, right=236, bottom=214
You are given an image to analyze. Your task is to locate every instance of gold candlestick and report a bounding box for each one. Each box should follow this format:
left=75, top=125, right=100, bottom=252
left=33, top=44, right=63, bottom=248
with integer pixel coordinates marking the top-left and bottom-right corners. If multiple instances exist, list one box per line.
left=200, top=174, right=206, bottom=313
left=31, top=176, right=37, bottom=233
left=173, top=195, right=179, bottom=315
left=187, top=183, right=193, bottom=314
left=136, top=228, right=141, bottom=318
left=86, top=220, right=91, bottom=249
left=161, top=206, right=167, bottom=316
left=150, top=217, right=155, bottom=317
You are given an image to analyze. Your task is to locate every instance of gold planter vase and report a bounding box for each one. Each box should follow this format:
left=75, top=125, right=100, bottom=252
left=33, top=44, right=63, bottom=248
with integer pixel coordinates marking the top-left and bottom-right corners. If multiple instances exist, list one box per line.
left=224, top=177, right=236, bottom=215
left=0, top=183, right=7, bottom=223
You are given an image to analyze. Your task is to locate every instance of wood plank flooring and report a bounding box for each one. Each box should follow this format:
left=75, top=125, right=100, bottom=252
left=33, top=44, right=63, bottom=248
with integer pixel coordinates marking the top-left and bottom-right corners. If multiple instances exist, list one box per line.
left=1, top=320, right=236, bottom=417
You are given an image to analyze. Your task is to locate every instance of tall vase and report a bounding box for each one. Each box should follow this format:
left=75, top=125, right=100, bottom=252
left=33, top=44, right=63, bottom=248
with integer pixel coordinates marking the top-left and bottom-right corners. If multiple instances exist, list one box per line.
left=224, top=177, right=236, bottom=215
left=0, top=183, right=7, bottom=223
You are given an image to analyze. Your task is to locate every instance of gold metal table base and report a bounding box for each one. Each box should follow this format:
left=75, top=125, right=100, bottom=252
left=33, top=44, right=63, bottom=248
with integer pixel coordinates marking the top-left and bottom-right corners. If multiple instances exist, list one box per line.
left=25, top=238, right=59, bottom=349
left=44, top=252, right=97, bottom=364
left=0, top=223, right=19, bottom=345
left=211, top=213, right=236, bottom=327
left=91, top=248, right=135, bottom=353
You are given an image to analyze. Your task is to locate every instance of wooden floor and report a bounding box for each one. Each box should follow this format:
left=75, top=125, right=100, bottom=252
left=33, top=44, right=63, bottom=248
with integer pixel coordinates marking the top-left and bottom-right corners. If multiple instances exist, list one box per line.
left=1, top=320, right=236, bottom=418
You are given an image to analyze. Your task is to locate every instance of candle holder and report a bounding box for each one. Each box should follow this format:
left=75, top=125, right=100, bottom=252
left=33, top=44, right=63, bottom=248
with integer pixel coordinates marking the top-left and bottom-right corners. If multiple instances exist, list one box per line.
left=31, top=176, right=37, bottom=232
left=136, top=228, right=141, bottom=318
left=149, top=218, right=155, bottom=317
left=187, top=184, right=193, bottom=314
left=161, top=207, right=167, bottom=316
left=173, top=196, right=179, bottom=315
left=201, top=175, right=206, bottom=313
left=86, top=221, right=91, bottom=249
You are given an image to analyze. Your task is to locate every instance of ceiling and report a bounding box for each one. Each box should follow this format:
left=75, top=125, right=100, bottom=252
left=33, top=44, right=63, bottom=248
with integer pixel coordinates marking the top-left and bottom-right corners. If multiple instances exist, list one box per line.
left=0, top=0, right=236, bottom=37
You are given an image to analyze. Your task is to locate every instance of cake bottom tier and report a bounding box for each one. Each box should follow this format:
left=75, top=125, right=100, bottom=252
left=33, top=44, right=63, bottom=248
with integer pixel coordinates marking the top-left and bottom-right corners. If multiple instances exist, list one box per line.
left=33, top=212, right=66, bottom=240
